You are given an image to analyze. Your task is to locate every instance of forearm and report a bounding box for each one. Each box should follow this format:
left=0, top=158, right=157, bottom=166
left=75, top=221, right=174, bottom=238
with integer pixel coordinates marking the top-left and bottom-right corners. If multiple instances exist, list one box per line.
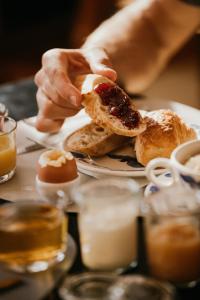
left=83, top=0, right=200, bottom=92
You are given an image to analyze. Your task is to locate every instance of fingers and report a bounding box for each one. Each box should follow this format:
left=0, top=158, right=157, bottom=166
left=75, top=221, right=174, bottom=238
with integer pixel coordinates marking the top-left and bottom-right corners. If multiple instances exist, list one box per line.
left=36, top=89, right=79, bottom=119
left=36, top=115, right=64, bottom=133
left=83, top=48, right=117, bottom=82
left=41, top=49, right=82, bottom=107
left=36, top=88, right=79, bottom=133
left=35, top=70, right=79, bottom=109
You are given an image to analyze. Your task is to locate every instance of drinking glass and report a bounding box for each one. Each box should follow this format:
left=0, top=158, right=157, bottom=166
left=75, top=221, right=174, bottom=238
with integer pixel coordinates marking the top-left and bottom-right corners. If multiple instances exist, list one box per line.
left=143, top=185, right=200, bottom=286
left=59, top=273, right=175, bottom=300
left=0, top=116, right=17, bottom=183
left=0, top=103, right=8, bottom=117
left=0, top=201, right=68, bottom=273
left=109, top=275, right=175, bottom=300
left=59, top=273, right=118, bottom=300
left=73, top=178, right=141, bottom=272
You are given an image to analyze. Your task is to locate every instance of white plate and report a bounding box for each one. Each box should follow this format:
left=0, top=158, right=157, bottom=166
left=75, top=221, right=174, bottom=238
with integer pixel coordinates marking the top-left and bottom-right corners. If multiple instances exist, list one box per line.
left=62, top=99, right=200, bottom=178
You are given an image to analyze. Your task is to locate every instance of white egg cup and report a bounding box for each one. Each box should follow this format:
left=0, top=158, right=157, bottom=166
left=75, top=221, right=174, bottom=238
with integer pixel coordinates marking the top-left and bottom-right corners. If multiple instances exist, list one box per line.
left=35, top=175, right=80, bottom=205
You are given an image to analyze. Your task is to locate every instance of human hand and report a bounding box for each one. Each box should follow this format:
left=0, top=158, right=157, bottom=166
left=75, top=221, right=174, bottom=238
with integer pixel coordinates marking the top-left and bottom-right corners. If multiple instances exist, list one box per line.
left=35, top=48, right=117, bottom=132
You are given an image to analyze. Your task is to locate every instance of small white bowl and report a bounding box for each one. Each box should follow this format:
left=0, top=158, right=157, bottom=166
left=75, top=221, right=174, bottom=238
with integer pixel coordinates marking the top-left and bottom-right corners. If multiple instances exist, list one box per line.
left=36, top=175, right=80, bottom=204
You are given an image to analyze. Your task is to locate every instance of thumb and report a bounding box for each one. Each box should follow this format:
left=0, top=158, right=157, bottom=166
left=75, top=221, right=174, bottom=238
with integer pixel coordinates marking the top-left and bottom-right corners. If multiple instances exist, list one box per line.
left=84, top=48, right=117, bottom=82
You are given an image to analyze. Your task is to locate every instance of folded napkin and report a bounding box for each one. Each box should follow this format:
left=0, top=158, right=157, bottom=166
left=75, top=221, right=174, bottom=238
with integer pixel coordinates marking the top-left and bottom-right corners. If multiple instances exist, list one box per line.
left=19, top=109, right=91, bottom=149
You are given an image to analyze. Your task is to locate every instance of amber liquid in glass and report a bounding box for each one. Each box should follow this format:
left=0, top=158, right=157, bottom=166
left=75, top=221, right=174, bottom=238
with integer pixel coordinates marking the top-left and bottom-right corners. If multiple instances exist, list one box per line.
left=147, top=222, right=200, bottom=283
left=0, top=204, right=67, bottom=266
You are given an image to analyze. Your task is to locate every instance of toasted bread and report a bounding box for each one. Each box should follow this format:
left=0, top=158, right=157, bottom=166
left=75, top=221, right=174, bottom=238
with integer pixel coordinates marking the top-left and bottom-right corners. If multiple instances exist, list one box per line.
left=65, top=122, right=129, bottom=157
left=75, top=74, right=146, bottom=137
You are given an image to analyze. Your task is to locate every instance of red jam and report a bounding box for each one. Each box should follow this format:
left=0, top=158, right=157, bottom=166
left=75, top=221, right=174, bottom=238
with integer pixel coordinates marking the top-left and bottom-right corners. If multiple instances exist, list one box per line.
left=94, top=83, right=140, bottom=129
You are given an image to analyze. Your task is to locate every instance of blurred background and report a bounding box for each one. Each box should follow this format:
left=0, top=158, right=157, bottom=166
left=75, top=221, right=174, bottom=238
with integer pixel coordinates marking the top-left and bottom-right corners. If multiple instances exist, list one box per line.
left=0, top=0, right=116, bottom=83
left=0, top=0, right=199, bottom=109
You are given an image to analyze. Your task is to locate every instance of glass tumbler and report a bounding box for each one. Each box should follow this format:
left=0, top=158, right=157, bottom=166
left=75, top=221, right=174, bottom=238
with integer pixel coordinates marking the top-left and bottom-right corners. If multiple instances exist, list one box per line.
left=143, top=185, right=200, bottom=286
left=109, top=275, right=175, bottom=300
left=0, top=201, right=68, bottom=273
left=0, top=103, right=8, bottom=117
left=0, top=116, right=17, bottom=183
left=73, top=178, right=141, bottom=272
left=59, top=273, right=118, bottom=300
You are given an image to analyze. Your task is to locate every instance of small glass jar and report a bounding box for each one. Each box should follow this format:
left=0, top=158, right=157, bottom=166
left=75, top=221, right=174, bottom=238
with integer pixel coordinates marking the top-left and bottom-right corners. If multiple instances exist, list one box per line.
left=143, top=184, right=200, bottom=287
left=59, top=273, right=118, bottom=300
left=109, top=275, right=175, bottom=300
left=73, top=178, right=141, bottom=272
left=0, top=201, right=68, bottom=273
left=0, top=116, right=17, bottom=183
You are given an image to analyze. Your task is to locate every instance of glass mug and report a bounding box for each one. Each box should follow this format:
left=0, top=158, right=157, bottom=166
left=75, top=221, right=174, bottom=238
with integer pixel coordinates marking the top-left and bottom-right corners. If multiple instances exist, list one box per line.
left=59, top=273, right=175, bottom=300
left=109, top=276, right=175, bottom=300
left=59, top=273, right=118, bottom=300
left=73, top=178, right=141, bottom=272
left=0, top=116, right=17, bottom=183
left=0, top=201, right=68, bottom=273
left=143, top=186, right=200, bottom=287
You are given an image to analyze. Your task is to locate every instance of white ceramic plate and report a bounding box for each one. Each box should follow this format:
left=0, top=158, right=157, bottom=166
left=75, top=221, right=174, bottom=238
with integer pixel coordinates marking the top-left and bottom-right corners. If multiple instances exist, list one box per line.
left=63, top=99, right=200, bottom=178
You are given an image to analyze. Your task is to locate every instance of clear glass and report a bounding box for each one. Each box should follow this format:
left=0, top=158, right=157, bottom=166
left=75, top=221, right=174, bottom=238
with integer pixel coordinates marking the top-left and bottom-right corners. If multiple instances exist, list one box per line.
left=0, top=116, right=17, bottom=183
left=73, top=178, right=141, bottom=271
left=0, top=201, right=68, bottom=273
left=0, top=103, right=8, bottom=117
left=59, top=273, right=118, bottom=300
left=143, top=185, right=200, bottom=287
left=109, top=275, right=175, bottom=300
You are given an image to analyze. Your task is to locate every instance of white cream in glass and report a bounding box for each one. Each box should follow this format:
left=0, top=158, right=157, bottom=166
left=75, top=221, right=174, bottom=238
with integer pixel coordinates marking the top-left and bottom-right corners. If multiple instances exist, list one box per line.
left=73, top=178, right=140, bottom=271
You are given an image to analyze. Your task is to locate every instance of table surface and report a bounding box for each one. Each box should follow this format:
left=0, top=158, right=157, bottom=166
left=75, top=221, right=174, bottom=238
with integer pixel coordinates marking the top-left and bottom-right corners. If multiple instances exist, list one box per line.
left=0, top=78, right=200, bottom=300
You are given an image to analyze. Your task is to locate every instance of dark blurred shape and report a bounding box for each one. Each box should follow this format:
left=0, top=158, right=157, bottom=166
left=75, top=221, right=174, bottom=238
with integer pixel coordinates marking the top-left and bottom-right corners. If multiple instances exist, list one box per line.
left=0, top=0, right=80, bottom=83
left=0, top=78, right=37, bottom=120
left=0, top=0, right=116, bottom=84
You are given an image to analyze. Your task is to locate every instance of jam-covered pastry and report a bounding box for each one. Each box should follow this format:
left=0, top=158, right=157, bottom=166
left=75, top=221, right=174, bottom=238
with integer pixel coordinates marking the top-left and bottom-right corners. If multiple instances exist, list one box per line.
left=94, top=83, right=140, bottom=129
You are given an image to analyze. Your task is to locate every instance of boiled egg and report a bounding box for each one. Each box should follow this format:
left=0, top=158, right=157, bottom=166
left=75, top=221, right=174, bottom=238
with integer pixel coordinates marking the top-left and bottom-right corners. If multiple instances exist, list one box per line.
left=37, top=149, right=78, bottom=183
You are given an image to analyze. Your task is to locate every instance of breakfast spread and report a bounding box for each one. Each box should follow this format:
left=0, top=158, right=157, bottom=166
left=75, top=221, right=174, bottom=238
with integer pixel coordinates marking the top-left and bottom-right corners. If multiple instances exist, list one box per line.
left=65, top=74, right=197, bottom=166
left=185, top=154, right=200, bottom=173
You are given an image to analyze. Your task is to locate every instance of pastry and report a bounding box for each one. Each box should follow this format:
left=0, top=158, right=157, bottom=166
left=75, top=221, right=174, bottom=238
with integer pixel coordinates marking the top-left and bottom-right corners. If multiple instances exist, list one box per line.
left=75, top=74, right=146, bottom=137
left=65, top=122, right=129, bottom=157
left=135, top=109, right=197, bottom=166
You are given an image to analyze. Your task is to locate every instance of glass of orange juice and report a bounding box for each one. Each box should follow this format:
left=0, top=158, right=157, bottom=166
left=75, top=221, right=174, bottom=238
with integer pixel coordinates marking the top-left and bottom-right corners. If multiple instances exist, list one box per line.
left=0, top=116, right=17, bottom=183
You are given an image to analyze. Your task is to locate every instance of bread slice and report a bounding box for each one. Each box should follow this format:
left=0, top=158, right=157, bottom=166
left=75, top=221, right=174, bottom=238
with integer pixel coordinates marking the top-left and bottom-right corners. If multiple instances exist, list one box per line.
left=75, top=74, right=146, bottom=137
left=135, top=109, right=197, bottom=166
left=65, top=122, right=129, bottom=157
